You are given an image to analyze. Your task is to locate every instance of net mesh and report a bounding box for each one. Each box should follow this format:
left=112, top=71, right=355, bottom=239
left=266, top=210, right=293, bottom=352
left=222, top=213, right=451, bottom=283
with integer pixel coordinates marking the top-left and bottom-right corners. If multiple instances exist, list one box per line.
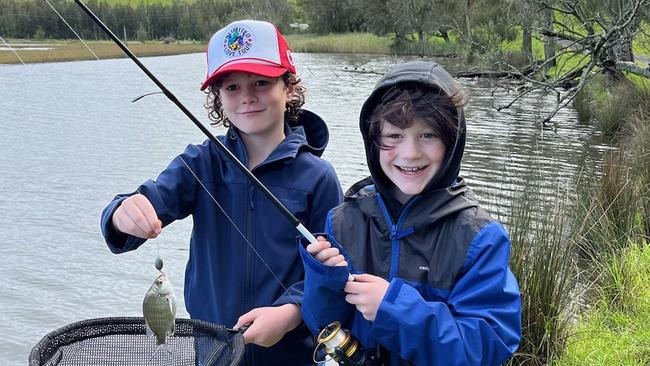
left=29, top=317, right=244, bottom=366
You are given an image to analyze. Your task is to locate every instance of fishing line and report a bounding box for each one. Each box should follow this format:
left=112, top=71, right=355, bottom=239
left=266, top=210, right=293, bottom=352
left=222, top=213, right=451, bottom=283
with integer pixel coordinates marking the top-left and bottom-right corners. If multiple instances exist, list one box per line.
left=0, top=35, right=26, bottom=65
left=45, top=0, right=101, bottom=62
left=0, top=34, right=63, bottom=104
left=178, top=156, right=298, bottom=302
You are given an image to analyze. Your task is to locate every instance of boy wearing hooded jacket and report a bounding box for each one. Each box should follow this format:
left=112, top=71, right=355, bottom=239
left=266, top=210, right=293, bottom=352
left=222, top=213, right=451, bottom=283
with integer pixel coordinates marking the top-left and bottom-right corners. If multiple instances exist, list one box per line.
left=101, top=20, right=343, bottom=365
left=300, top=61, right=521, bottom=365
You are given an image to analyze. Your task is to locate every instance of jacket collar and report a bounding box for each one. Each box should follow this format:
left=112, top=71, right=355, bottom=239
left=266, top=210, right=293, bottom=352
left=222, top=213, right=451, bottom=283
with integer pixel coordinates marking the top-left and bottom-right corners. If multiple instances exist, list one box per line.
left=221, top=109, right=329, bottom=168
left=346, top=176, right=477, bottom=226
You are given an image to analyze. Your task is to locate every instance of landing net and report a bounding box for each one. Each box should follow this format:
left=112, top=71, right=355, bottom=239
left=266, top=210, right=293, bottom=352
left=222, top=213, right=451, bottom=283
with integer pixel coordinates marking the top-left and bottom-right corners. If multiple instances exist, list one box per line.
left=29, top=317, right=244, bottom=366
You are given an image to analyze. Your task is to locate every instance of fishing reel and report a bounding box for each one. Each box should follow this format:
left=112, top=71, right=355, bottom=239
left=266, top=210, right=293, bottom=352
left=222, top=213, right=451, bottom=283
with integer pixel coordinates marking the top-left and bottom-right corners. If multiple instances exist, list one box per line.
left=313, top=321, right=367, bottom=366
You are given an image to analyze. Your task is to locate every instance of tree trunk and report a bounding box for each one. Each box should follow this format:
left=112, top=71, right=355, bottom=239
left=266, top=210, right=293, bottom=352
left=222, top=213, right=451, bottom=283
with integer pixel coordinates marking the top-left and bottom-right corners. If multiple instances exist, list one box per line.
left=543, top=7, right=556, bottom=72
left=464, top=0, right=472, bottom=43
left=522, top=25, right=533, bottom=64
left=520, top=0, right=533, bottom=64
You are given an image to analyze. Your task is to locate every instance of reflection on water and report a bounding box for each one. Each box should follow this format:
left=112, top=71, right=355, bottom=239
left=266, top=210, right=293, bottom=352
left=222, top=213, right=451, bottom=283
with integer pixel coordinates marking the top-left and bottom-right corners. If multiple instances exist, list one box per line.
left=0, top=52, right=609, bottom=365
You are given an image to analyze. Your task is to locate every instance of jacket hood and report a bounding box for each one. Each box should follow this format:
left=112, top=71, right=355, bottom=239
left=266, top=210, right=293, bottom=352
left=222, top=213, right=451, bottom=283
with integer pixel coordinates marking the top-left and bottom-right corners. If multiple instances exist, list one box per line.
left=289, top=109, right=329, bottom=157
left=359, top=61, right=466, bottom=215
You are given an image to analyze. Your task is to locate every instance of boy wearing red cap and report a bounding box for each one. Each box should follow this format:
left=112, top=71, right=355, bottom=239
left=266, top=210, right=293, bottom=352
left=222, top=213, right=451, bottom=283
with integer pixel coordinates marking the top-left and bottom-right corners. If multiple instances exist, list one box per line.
left=100, top=20, right=343, bottom=365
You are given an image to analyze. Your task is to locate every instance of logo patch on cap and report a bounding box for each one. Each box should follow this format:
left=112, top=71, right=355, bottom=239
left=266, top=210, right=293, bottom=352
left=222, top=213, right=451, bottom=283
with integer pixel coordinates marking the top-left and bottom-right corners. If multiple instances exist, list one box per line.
left=223, top=25, right=253, bottom=58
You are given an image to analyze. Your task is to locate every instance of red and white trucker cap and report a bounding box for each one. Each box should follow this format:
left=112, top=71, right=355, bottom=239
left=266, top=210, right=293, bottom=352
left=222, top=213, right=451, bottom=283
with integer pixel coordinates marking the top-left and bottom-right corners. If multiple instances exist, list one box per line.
left=200, top=20, right=296, bottom=91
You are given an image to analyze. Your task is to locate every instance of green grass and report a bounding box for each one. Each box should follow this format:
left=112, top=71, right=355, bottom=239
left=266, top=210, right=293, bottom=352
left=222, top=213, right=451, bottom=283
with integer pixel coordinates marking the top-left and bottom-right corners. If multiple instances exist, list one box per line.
left=0, top=39, right=205, bottom=64
left=285, top=33, right=391, bottom=54
left=286, top=32, right=466, bottom=56
left=632, top=21, right=650, bottom=63
left=98, top=0, right=194, bottom=5
left=557, top=244, right=650, bottom=366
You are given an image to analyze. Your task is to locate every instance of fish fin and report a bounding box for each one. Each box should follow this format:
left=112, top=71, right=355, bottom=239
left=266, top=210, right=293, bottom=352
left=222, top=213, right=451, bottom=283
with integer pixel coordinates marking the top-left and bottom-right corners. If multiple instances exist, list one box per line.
left=167, top=296, right=176, bottom=337
left=145, top=321, right=154, bottom=337
left=167, top=295, right=175, bottom=315
left=150, top=343, right=172, bottom=360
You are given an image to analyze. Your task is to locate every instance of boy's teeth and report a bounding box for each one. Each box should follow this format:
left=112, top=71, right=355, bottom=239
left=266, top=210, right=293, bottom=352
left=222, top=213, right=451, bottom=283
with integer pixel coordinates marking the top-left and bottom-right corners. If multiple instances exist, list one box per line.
left=399, top=166, right=422, bottom=171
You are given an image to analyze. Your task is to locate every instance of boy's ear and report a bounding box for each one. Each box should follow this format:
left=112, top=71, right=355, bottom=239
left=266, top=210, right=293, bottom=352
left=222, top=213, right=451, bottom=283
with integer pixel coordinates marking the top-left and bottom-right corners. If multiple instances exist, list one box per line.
left=285, top=83, right=295, bottom=98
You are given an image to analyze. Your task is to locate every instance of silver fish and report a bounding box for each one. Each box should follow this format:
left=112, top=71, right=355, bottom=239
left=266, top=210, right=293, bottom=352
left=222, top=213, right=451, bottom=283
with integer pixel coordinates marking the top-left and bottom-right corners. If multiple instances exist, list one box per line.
left=143, top=272, right=176, bottom=357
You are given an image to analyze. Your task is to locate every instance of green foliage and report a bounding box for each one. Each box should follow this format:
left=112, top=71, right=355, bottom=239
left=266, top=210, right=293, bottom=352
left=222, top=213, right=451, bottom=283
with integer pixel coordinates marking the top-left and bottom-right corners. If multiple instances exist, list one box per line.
left=0, top=0, right=290, bottom=41
left=563, top=90, right=650, bottom=364
left=632, top=21, right=650, bottom=59
left=298, top=0, right=366, bottom=34
left=136, top=22, right=148, bottom=43
left=557, top=244, right=650, bottom=365
left=572, top=78, right=601, bottom=123
left=34, top=26, right=46, bottom=40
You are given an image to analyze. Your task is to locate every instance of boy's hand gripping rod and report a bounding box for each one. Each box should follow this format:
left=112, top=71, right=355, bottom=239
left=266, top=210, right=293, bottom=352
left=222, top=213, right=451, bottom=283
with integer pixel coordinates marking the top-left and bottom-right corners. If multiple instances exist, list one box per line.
left=72, top=0, right=353, bottom=281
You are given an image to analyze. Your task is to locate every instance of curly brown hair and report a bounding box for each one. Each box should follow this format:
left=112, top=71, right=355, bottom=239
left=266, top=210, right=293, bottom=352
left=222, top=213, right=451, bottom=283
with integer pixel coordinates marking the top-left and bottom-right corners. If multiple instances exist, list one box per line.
left=368, top=82, right=467, bottom=151
left=204, top=72, right=305, bottom=128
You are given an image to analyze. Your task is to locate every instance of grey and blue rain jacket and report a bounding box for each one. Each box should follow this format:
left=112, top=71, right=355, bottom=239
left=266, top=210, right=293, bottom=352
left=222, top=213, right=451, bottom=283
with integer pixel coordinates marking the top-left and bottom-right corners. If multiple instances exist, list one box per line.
left=300, top=61, right=521, bottom=365
left=101, top=110, right=343, bottom=365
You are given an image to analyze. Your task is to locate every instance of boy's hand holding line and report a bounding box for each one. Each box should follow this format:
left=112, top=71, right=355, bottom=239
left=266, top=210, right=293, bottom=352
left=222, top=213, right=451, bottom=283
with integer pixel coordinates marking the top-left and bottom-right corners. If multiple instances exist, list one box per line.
left=308, top=236, right=388, bottom=321
left=343, top=274, right=389, bottom=322
left=112, top=193, right=162, bottom=239
left=306, top=236, right=348, bottom=267
left=234, top=304, right=302, bottom=347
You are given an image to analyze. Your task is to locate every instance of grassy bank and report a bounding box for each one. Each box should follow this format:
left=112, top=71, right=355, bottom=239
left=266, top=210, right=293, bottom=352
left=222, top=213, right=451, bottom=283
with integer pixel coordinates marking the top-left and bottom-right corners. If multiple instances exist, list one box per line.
left=0, top=39, right=205, bottom=64
left=285, top=33, right=391, bottom=54
left=1, top=32, right=465, bottom=64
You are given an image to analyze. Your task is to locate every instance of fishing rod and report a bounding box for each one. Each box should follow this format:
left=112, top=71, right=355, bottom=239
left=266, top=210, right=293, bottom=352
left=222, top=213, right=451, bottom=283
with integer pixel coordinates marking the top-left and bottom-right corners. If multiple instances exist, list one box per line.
left=71, top=0, right=319, bottom=244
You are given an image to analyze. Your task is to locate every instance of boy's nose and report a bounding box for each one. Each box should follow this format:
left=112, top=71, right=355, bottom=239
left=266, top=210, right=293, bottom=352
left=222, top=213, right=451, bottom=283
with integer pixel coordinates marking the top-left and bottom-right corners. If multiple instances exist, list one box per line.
left=241, top=88, right=257, bottom=103
left=399, top=138, right=422, bottom=158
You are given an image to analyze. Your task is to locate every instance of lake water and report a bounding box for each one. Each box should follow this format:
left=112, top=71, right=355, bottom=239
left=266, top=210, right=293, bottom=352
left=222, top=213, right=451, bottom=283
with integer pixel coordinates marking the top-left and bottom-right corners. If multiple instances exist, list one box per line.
left=0, top=52, right=610, bottom=365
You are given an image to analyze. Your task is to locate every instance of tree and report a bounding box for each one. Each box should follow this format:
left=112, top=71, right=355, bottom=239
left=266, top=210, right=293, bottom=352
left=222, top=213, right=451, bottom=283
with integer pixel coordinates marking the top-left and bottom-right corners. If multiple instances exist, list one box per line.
left=494, top=0, right=650, bottom=122
left=299, top=0, right=366, bottom=34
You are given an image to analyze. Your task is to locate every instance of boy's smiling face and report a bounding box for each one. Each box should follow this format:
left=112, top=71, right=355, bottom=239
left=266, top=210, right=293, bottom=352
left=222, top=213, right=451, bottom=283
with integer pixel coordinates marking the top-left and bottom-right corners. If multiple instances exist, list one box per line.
left=379, top=118, right=447, bottom=197
left=218, top=71, right=292, bottom=140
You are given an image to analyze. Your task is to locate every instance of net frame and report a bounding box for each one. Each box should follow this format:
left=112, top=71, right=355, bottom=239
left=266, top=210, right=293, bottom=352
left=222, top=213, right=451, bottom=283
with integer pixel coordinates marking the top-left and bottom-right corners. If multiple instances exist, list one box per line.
left=29, top=317, right=244, bottom=366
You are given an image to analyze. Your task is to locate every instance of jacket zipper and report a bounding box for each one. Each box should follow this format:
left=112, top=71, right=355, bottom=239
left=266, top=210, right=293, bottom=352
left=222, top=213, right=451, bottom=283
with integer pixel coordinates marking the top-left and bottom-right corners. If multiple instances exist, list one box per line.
left=375, top=195, right=419, bottom=279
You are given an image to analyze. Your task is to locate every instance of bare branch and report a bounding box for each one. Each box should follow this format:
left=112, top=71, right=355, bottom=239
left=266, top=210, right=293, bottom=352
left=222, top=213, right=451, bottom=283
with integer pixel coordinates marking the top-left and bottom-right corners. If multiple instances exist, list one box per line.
left=617, top=61, right=650, bottom=78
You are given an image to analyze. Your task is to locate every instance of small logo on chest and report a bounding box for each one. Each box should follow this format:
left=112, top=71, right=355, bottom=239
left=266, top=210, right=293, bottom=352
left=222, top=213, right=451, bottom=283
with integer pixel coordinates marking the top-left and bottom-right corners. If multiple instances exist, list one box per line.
left=418, top=265, right=430, bottom=272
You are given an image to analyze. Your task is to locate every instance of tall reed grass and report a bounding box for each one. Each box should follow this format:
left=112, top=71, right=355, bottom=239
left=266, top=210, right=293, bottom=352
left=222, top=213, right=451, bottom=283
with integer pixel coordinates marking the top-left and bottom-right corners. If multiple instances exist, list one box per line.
left=556, top=79, right=650, bottom=364
left=573, top=76, right=650, bottom=138
left=505, top=181, right=582, bottom=365
left=285, top=33, right=465, bottom=56
left=506, top=80, right=650, bottom=364
left=285, top=33, right=391, bottom=54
